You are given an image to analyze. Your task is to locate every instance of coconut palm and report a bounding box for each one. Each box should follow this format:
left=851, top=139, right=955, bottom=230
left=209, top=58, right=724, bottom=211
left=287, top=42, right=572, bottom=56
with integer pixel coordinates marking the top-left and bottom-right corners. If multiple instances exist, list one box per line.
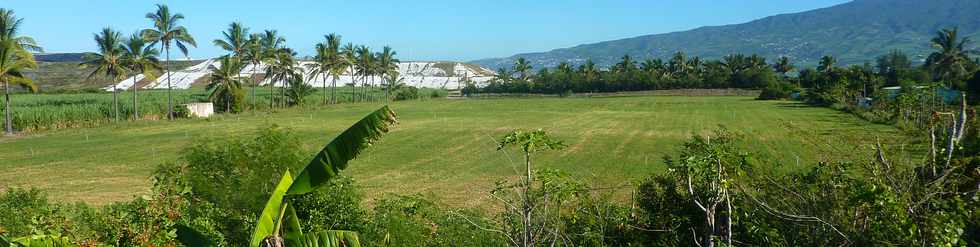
left=377, top=46, right=399, bottom=104
left=325, top=34, right=346, bottom=104
left=614, top=54, right=636, bottom=73
left=121, top=32, right=161, bottom=120
left=80, top=28, right=128, bottom=121
left=341, top=43, right=357, bottom=102
left=926, top=28, right=978, bottom=86
left=354, top=45, right=373, bottom=102
left=0, top=8, right=41, bottom=136
left=257, top=30, right=286, bottom=109
left=213, top=22, right=250, bottom=58
left=242, top=33, right=263, bottom=110
left=208, top=56, right=247, bottom=113
left=513, top=58, right=532, bottom=81
left=0, top=40, right=37, bottom=136
left=818, top=55, right=837, bottom=74
left=306, top=34, right=343, bottom=105
left=266, top=48, right=301, bottom=108
left=773, top=56, right=795, bottom=77
left=141, top=4, right=196, bottom=120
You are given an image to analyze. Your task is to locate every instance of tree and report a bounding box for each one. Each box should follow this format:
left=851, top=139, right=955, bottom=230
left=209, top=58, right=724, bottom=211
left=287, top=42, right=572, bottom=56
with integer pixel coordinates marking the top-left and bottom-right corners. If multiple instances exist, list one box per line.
left=818, top=55, right=837, bottom=74
left=307, top=39, right=332, bottom=105
left=324, top=35, right=347, bottom=105
left=773, top=56, right=795, bottom=78
left=0, top=8, right=41, bottom=136
left=121, top=32, right=161, bottom=120
left=926, top=28, right=978, bottom=88
left=513, top=58, right=532, bottom=81
left=306, top=33, right=344, bottom=105
left=141, top=4, right=197, bottom=120
left=354, top=46, right=373, bottom=102
left=257, top=30, right=286, bottom=109
left=266, top=47, right=301, bottom=109
left=377, top=46, right=399, bottom=104
left=242, top=33, right=264, bottom=110
left=80, top=28, right=128, bottom=121
left=213, top=22, right=250, bottom=58
left=496, top=129, right=566, bottom=247
left=207, top=56, right=247, bottom=113
left=341, top=43, right=357, bottom=103
left=876, top=50, right=912, bottom=87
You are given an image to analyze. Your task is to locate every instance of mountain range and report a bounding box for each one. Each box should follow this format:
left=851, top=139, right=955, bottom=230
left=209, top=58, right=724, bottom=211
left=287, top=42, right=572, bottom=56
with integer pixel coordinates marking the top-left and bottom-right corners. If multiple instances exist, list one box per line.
left=471, top=0, right=980, bottom=70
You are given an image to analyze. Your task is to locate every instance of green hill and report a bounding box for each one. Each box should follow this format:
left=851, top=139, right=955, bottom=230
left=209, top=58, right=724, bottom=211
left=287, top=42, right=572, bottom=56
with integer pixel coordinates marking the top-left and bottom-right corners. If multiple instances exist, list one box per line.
left=472, top=0, right=980, bottom=69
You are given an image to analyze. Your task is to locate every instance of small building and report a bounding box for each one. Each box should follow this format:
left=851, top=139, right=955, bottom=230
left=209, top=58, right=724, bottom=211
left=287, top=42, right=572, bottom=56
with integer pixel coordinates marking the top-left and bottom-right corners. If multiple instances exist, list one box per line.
left=183, top=103, right=214, bottom=118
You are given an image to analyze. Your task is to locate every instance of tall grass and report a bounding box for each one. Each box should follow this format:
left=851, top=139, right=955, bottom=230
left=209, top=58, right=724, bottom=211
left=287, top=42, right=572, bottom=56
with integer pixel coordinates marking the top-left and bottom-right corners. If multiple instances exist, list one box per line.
left=1, top=86, right=445, bottom=132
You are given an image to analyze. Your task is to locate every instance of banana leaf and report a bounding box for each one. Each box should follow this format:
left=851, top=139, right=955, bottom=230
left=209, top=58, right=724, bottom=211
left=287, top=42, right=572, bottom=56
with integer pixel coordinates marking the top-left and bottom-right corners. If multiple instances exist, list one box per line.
left=287, top=105, right=397, bottom=195
left=287, top=230, right=362, bottom=247
left=250, top=171, right=295, bottom=247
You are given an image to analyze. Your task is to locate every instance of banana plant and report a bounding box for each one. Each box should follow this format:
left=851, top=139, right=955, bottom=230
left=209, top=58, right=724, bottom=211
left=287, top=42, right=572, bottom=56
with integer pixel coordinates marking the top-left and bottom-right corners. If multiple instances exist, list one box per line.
left=249, top=105, right=397, bottom=247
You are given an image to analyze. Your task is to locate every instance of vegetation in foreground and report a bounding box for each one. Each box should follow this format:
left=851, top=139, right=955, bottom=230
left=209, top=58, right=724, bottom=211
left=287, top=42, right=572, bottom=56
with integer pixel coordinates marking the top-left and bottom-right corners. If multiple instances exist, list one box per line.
left=1, top=103, right=977, bottom=246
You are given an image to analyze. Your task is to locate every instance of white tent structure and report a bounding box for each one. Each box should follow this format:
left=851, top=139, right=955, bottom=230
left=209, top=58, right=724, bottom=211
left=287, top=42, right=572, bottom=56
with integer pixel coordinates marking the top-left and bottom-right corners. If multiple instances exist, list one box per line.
left=107, top=59, right=494, bottom=91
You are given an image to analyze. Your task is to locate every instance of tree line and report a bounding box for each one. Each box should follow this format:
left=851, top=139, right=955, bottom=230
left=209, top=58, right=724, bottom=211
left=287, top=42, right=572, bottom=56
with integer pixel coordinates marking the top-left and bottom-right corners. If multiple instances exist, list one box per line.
left=465, top=28, right=979, bottom=100
left=1, top=5, right=424, bottom=135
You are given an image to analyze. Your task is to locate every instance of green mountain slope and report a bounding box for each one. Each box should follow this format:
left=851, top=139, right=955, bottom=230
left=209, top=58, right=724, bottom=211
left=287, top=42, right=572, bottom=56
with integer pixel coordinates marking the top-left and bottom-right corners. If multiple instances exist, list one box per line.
left=472, top=0, right=980, bottom=69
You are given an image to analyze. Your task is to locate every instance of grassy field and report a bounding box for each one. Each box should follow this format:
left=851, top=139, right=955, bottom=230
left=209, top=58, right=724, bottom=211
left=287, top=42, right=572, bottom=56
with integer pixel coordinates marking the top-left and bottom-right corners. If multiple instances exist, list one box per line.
left=0, top=95, right=902, bottom=208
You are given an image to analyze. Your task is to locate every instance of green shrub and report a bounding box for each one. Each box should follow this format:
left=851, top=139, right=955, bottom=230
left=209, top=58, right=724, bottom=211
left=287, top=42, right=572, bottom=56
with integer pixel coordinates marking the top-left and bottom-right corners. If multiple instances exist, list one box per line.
left=394, top=86, right=420, bottom=100
left=289, top=176, right=368, bottom=234
left=365, top=195, right=506, bottom=246
left=757, top=81, right=798, bottom=100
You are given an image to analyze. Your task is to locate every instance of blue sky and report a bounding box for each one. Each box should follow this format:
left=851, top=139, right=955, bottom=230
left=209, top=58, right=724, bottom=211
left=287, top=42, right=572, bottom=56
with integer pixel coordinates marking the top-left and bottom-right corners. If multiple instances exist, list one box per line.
left=5, top=0, right=851, bottom=61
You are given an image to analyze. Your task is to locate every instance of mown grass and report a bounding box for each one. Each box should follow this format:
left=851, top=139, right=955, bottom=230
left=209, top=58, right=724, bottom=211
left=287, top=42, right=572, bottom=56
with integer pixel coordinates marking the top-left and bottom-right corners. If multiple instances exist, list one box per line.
left=0, top=96, right=902, bottom=208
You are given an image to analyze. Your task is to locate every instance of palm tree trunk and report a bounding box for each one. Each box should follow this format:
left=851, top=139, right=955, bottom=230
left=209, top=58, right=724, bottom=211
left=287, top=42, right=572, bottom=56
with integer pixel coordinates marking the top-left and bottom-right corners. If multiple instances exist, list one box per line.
left=270, top=79, right=275, bottom=110
left=165, top=47, right=174, bottom=120
left=112, top=85, right=119, bottom=121
left=322, top=73, right=327, bottom=105
left=133, top=75, right=139, bottom=120
left=4, top=79, right=12, bottom=136
left=251, top=65, right=257, bottom=111
left=331, top=76, right=337, bottom=104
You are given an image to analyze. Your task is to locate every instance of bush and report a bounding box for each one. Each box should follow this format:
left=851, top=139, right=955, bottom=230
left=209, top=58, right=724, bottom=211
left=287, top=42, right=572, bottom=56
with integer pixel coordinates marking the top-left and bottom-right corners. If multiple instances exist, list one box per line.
left=289, top=176, right=369, bottom=233
left=212, top=86, right=246, bottom=113
left=757, top=81, right=798, bottom=100
left=365, top=195, right=506, bottom=246
left=394, top=86, right=420, bottom=100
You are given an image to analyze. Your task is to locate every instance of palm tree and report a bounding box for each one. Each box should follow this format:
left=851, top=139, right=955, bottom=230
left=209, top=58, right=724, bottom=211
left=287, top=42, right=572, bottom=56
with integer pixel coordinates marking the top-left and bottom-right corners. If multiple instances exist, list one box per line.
left=121, top=32, right=161, bottom=120
left=242, top=33, right=263, bottom=110
left=80, top=28, right=128, bottom=121
left=207, top=56, right=247, bottom=113
left=614, top=54, right=636, bottom=73
left=378, top=46, right=399, bottom=104
left=0, top=40, right=38, bottom=136
left=306, top=34, right=342, bottom=105
left=926, top=28, right=978, bottom=86
left=341, top=43, right=357, bottom=103
left=307, top=41, right=331, bottom=105
left=325, top=34, right=346, bottom=104
left=513, top=58, right=532, bottom=81
left=818, top=55, right=837, bottom=74
left=354, top=45, right=373, bottom=102
left=266, top=48, right=301, bottom=108
left=257, top=30, right=286, bottom=109
left=142, top=4, right=196, bottom=120
left=212, top=22, right=249, bottom=58
left=0, top=8, right=41, bottom=136
left=773, top=56, right=795, bottom=77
